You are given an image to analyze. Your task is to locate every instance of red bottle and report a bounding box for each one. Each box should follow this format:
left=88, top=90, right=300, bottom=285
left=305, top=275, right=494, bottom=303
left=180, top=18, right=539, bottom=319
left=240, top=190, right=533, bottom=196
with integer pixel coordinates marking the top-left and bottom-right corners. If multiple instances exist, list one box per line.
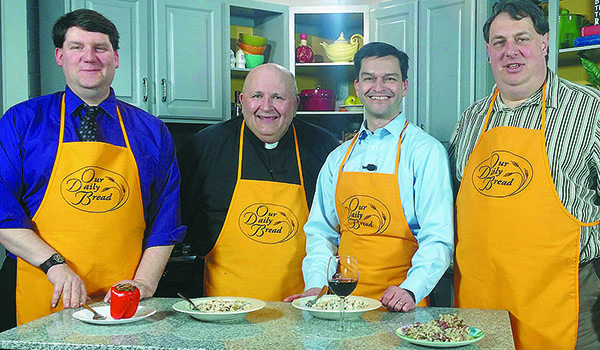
left=296, top=33, right=314, bottom=63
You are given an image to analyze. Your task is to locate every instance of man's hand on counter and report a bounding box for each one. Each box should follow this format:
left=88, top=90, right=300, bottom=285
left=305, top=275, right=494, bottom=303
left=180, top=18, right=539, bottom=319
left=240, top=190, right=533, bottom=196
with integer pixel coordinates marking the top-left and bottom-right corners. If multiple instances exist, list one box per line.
left=283, top=286, right=322, bottom=302
left=380, top=286, right=415, bottom=312
left=103, top=279, right=153, bottom=302
left=46, top=263, right=87, bottom=309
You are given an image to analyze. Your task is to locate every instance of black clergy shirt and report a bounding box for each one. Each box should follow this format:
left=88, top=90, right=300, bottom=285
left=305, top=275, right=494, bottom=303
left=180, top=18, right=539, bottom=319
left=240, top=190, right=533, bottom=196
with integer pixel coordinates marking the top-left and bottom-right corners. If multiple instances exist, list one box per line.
left=178, top=116, right=339, bottom=258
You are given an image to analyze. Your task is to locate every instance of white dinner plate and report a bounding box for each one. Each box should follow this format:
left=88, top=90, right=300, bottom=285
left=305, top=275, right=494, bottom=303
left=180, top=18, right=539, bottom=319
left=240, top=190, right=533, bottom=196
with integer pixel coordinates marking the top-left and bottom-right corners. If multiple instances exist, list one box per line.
left=172, top=297, right=265, bottom=322
left=72, top=305, right=156, bottom=325
left=292, top=295, right=381, bottom=320
left=396, top=325, right=485, bottom=348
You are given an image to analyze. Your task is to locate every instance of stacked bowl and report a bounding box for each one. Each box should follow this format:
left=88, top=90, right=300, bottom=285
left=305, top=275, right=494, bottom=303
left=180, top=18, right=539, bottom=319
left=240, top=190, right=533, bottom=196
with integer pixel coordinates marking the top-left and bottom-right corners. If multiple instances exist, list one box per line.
left=238, top=34, right=267, bottom=68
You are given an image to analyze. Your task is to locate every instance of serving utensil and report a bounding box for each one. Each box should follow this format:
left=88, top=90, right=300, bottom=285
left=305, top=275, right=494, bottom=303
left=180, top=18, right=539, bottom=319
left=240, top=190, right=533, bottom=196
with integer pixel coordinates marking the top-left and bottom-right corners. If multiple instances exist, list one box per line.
left=305, top=285, right=329, bottom=308
left=81, top=303, right=106, bottom=320
left=177, top=292, right=201, bottom=311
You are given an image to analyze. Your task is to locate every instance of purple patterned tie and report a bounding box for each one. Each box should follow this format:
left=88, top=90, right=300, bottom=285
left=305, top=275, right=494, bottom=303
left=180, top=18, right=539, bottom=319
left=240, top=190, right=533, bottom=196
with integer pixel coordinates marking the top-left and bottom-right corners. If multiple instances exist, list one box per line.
left=78, top=105, right=100, bottom=141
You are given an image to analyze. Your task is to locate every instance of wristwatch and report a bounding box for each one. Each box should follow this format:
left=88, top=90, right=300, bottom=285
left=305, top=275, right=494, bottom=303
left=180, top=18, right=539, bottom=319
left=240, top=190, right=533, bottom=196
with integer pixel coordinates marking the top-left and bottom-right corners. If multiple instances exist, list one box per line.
left=39, top=253, right=65, bottom=274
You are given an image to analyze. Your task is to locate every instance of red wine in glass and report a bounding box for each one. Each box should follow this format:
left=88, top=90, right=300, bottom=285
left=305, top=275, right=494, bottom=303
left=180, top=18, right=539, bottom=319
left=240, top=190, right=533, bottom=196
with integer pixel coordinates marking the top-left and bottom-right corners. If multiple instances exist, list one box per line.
left=328, top=278, right=358, bottom=297
left=327, top=255, right=359, bottom=331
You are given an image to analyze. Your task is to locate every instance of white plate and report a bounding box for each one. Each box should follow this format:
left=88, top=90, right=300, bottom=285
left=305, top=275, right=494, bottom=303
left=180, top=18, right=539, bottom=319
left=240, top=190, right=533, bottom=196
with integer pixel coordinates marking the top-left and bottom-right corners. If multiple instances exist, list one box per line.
left=72, top=305, right=156, bottom=325
left=340, top=104, right=364, bottom=112
left=172, top=297, right=265, bottom=322
left=396, top=325, right=485, bottom=348
left=292, top=295, right=381, bottom=320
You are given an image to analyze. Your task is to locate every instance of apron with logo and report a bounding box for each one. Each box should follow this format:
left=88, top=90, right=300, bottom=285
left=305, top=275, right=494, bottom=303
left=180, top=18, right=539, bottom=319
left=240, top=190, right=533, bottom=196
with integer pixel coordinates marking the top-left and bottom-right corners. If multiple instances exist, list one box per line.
left=16, top=95, right=146, bottom=325
left=335, top=121, right=428, bottom=305
left=455, top=84, right=594, bottom=349
left=204, top=121, right=308, bottom=301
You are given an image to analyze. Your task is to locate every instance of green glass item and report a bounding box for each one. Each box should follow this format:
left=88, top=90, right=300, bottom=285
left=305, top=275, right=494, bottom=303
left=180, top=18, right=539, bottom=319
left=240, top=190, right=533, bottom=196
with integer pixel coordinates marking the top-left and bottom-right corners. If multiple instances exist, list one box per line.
left=558, top=9, right=583, bottom=49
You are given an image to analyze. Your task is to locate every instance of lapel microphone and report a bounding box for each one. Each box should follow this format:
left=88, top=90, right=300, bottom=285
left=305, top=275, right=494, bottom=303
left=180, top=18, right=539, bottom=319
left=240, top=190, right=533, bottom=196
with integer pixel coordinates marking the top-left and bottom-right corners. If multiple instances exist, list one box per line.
left=362, top=164, right=377, bottom=171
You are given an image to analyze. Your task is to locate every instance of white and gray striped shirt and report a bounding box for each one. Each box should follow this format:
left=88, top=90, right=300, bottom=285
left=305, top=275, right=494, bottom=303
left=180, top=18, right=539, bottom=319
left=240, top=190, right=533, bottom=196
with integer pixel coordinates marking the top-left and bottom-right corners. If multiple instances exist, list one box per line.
left=448, top=70, right=600, bottom=263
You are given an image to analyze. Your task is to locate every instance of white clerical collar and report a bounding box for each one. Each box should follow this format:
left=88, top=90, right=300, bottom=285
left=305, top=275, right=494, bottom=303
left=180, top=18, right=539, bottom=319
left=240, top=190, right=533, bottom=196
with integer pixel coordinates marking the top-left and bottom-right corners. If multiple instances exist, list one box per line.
left=264, top=141, right=279, bottom=149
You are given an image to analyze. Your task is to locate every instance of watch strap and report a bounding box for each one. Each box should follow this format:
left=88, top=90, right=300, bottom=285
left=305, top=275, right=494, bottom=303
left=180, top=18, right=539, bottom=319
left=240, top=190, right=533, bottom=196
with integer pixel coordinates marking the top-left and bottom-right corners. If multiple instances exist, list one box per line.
left=39, top=253, right=65, bottom=274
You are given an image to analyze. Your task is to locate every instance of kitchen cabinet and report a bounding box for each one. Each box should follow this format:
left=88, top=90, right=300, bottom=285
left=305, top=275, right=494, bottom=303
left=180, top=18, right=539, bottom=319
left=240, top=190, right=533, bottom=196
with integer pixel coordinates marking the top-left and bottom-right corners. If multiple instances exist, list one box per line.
left=39, top=0, right=222, bottom=123
left=223, top=0, right=289, bottom=120
left=289, top=6, right=369, bottom=140
left=372, top=0, right=476, bottom=146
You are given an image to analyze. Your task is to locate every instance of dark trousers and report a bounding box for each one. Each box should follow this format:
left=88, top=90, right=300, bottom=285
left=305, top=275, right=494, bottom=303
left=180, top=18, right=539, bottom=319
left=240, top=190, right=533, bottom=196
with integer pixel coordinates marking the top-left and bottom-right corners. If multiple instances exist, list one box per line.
left=0, top=257, right=16, bottom=332
left=576, top=258, right=600, bottom=349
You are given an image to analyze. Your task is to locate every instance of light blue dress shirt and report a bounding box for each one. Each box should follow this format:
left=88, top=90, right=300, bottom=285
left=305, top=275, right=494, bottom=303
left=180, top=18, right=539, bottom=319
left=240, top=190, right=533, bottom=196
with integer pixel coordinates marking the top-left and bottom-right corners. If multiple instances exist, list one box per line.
left=302, top=113, right=454, bottom=303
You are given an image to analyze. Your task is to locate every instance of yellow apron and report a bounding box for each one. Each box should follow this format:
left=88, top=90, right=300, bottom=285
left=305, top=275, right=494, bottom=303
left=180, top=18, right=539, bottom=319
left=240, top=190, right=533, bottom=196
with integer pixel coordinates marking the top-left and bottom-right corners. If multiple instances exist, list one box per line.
left=455, top=84, right=595, bottom=349
left=335, top=121, right=428, bottom=306
left=16, top=95, right=145, bottom=325
left=204, top=121, right=307, bottom=301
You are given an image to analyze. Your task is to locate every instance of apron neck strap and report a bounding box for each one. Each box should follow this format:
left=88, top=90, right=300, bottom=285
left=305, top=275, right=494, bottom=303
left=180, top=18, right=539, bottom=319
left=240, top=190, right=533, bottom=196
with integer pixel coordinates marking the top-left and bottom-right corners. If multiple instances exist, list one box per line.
left=482, top=79, right=548, bottom=136
left=60, top=94, right=128, bottom=146
left=238, top=121, right=303, bottom=185
left=339, top=120, right=409, bottom=175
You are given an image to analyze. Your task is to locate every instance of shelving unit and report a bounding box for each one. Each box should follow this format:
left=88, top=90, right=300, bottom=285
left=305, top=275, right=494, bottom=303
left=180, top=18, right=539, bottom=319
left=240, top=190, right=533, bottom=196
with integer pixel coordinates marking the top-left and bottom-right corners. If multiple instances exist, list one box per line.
left=222, top=0, right=289, bottom=120
left=548, top=0, right=599, bottom=86
left=289, top=6, right=369, bottom=139
left=559, top=43, right=600, bottom=54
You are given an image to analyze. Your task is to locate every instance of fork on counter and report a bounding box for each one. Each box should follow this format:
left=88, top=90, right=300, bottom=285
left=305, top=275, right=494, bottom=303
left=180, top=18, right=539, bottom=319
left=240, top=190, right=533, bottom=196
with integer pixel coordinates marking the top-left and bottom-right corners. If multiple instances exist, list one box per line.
left=81, top=303, right=106, bottom=320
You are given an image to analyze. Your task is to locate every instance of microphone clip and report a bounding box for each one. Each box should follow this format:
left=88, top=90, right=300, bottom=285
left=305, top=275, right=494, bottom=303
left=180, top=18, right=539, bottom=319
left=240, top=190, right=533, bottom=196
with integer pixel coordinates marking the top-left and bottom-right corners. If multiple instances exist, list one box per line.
left=362, top=164, right=377, bottom=171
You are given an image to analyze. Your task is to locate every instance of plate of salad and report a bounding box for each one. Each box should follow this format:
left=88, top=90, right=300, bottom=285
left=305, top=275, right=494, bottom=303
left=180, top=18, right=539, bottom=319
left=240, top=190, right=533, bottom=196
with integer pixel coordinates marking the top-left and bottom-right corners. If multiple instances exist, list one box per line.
left=396, top=313, right=484, bottom=348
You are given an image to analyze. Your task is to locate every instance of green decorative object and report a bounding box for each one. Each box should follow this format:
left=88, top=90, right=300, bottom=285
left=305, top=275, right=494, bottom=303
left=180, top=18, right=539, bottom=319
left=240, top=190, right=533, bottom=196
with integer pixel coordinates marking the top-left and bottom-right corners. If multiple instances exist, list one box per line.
left=580, top=57, right=600, bottom=89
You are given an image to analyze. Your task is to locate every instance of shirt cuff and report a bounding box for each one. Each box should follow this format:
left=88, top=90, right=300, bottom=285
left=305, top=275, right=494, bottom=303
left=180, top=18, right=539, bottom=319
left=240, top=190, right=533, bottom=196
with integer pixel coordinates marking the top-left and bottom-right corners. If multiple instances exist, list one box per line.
left=403, top=288, right=416, bottom=302
left=400, top=279, right=427, bottom=304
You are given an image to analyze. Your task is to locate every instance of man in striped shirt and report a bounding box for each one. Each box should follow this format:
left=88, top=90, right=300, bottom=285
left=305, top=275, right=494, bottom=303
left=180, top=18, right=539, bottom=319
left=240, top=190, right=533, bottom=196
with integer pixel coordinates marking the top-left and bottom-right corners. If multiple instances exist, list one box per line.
left=449, top=0, right=600, bottom=349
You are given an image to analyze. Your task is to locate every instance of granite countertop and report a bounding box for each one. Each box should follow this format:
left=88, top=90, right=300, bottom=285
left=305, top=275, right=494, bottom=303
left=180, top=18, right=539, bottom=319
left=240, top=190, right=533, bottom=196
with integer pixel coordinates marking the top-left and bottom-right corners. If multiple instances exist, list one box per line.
left=0, top=298, right=515, bottom=350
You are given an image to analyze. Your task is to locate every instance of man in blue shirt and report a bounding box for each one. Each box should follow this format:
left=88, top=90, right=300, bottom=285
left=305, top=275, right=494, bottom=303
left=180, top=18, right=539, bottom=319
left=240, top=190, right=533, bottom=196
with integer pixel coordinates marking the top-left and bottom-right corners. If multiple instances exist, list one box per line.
left=284, top=42, right=453, bottom=311
left=0, top=9, right=185, bottom=330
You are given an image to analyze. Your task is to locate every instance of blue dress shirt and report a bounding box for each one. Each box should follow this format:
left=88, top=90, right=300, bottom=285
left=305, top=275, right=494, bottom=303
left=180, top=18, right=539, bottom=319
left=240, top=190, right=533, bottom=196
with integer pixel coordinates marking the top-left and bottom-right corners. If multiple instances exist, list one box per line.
left=302, top=113, right=454, bottom=303
left=0, top=87, right=186, bottom=253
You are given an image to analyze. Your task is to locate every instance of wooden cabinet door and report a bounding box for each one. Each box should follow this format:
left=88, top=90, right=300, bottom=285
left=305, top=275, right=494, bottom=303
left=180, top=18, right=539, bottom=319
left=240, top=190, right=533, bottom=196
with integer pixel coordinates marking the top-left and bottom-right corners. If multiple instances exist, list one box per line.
left=417, top=0, right=475, bottom=146
left=71, top=0, right=151, bottom=110
left=41, top=0, right=150, bottom=110
left=371, top=0, right=418, bottom=125
left=372, top=0, right=475, bottom=146
left=154, top=0, right=222, bottom=121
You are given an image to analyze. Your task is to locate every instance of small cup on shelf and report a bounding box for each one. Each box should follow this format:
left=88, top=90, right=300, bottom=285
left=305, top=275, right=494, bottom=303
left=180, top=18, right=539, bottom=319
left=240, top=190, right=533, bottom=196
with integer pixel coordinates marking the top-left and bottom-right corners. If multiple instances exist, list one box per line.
left=245, top=54, right=265, bottom=69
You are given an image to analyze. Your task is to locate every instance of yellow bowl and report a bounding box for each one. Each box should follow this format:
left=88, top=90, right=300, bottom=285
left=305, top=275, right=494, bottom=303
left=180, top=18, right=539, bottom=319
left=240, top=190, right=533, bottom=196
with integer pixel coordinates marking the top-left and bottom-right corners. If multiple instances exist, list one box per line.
left=237, top=41, right=266, bottom=55
left=239, top=33, right=267, bottom=47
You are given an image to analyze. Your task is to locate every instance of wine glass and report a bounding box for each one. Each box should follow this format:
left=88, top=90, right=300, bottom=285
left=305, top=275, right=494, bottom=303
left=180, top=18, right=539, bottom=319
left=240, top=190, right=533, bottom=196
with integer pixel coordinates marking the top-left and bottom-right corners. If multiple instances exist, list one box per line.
left=327, top=255, right=359, bottom=331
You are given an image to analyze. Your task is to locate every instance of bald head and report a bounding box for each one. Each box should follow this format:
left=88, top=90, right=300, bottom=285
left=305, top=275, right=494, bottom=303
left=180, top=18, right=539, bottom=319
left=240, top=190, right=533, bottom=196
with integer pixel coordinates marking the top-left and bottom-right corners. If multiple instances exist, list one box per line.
left=239, top=63, right=300, bottom=143
left=243, top=63, right=298, bottom=96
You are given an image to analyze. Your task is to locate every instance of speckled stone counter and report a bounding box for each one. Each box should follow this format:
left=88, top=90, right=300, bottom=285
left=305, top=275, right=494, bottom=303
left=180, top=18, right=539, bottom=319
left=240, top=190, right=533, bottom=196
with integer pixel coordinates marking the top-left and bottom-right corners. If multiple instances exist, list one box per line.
left=0, top=298, right=515, bottom=350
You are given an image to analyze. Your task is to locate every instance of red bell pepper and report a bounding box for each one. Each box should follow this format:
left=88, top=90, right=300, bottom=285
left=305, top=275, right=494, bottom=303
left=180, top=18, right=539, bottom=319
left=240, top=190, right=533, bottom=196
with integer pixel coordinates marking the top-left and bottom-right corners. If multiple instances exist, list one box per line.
left=110, top=283, right=140, bottom=319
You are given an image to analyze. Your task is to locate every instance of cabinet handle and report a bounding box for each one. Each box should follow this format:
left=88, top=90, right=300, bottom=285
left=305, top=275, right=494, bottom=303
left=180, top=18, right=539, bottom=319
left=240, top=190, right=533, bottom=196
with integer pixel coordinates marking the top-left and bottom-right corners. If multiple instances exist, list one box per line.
left=142, top=77, right=148, bottom=102
left=161, top=79, right=167, bottom=102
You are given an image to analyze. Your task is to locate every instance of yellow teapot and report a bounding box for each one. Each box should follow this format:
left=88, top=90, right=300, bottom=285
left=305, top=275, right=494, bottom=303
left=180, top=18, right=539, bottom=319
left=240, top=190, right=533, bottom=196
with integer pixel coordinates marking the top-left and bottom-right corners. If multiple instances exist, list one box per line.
left=320, top=32, right=364, bottom=62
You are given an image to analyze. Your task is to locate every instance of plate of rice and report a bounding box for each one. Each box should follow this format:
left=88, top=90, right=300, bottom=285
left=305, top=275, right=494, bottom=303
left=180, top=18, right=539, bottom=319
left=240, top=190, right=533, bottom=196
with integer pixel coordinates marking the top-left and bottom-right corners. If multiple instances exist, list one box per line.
left=172, top=297, right=265, bottom=322
left=292, top=295, right=381, bottom=320
left=396, top=314, right=484, bottom=348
